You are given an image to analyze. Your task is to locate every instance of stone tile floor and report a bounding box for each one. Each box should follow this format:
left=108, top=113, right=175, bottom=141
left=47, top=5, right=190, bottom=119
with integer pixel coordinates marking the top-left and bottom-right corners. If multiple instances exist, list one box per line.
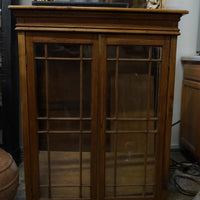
left=14, top=150, right=199, bottom=200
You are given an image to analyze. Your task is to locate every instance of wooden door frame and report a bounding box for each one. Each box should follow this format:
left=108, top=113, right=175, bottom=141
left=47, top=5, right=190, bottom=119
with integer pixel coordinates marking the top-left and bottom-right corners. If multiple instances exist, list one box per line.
left=99, top=34, right=170, bottom=200
left=25, top=32, right=99, bottom=200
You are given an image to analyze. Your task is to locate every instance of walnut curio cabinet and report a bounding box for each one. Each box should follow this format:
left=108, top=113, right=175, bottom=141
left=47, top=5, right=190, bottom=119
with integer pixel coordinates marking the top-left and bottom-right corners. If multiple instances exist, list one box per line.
left=10, top=6, right=187, bottom=200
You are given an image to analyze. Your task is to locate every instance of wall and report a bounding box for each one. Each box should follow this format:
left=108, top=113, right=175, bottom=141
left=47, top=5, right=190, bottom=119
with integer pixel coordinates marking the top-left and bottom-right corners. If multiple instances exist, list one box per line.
left=166, top=0, right=200, bottom=148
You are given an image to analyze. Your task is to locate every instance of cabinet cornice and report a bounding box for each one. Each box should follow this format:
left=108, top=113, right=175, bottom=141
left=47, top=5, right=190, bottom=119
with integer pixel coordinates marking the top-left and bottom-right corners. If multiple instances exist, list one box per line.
left=9, top=6, right=187, bottom=35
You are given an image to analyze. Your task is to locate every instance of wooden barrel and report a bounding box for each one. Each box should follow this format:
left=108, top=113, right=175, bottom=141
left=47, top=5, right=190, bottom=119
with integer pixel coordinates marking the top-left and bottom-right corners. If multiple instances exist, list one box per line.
left=0, top=148, right=19, bottom=200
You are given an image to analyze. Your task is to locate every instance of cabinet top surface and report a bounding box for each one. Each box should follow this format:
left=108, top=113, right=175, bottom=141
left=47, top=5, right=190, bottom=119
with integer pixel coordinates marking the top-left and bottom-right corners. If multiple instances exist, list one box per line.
left=182, top=56, right=200, bottom=62
left=9, top=5, right=188, bottom=35
left=9, top=5, right=188, bottom=15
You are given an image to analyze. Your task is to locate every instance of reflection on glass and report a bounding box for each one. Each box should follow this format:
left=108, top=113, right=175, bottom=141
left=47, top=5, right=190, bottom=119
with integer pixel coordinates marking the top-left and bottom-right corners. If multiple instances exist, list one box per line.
left=107, top=46, right=116, bottom=58
left=106, top=61, right=116, bottom=117
left=49, top=120, right=80, bottom=131
left=38, top=133, right=91, bottom=198
left=48, top=60, right=80, bottom=117
left=106, top=120, right=156, bottom=132
left=83, top=45, right=92, bottom=58
left=152, top=47, right=162, bottom=59
left=35, top=43, right=45, bottom=57
left=35, top=43, right=92, bottom=119
left=39, top=149, right=49, bottom=198
left=105, top=133, right=156, bottom=197
left=35, top=60, right=46, bottom=117
left=83, top=61, right=92, bottom=117
left=105, top=45, right=161, bottom=197
left=151, top=62, right=161, bottom=117
left=118, top=61, right=149, bottom=118
left=38, top=120, right=47, bottom=131
left=119, top=46, right=149, bottom=59
left=47, top=44, right=80, bottom=58
left=35, top=42, right=93, bottom=198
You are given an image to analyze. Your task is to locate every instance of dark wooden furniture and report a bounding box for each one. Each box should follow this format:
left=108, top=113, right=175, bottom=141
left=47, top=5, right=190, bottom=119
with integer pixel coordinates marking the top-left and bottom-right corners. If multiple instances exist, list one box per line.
left=180, top=56, right=200, bottom=162
left=0, top=0, right=20, bottom=163
left=10, top=6, right=187, bottom=200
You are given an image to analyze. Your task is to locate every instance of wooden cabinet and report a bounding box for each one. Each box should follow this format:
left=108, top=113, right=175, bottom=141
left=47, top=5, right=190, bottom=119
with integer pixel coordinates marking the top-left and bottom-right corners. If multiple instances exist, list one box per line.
left=10, top=6, right=187, bottom=200
left=180, top=57, right=200, bottom=161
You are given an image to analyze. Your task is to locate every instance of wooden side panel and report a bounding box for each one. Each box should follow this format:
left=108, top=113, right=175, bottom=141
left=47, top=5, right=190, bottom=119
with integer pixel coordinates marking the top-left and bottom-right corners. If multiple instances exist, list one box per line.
left=180, top=80, right=200, bottom=160
left=183, top=62, right=200, bottom=82
left=18, top=31, right=32, bottom=200
left=161, top=36, right=177, bottom=199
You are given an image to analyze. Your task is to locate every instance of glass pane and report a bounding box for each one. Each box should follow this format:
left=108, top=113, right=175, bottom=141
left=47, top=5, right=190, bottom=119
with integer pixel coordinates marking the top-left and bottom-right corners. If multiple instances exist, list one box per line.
left=118, top=61, right=149, bottom=118
left=82, top=120, right=91, bottom=131
left=105, top=44, right=161, bottom=198
left=38, top=120, right=47, bottom=131
left=116, top=186, right=144, bottom=197
left=83, top=45, right=92, bottom=58
left=48, top=60, right=80, bottom=117
left=148, top=133, right=157, bottom=156
left=47, top=44, right=80, bottom=58
left=35, top=60, right=46, bottom=117
left=146, top=157, right=156, bottom=185
left=106, top=61, right=116, bottom=117
left=150, top=62, right=161, bottom=117
left=35, top=43, right=45, bottom=57
left=119, top=46, right=149, bottom=59
left=152, top=47, right=162, bottom=59
left=38, top=134, right=47, bottom=151
left=83, top=61, right=92, bottom=117
left=145, top=186, right=155, bottom=196
left=39, top=149, right=49, bottom=198
left=106, top=120, right=156, bottom=132
left=50, top=135, right=80, bottom=188
left=82, top=134, right=91, bottom=187
left=38, top=133, right=92, bottom=199
left=107, top=46, right=116, bottom=58
left=49, top=120, right=80, bottom=131
left=105, top=133, right=148, bottom=197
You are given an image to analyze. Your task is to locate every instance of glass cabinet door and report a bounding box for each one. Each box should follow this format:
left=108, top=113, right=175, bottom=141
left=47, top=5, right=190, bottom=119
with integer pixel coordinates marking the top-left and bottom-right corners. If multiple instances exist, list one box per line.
left=26, top=34, right=98, bottom=200
left=26, top=33, right=169, bottom=200
left=101, top=35, right=169, bottom=199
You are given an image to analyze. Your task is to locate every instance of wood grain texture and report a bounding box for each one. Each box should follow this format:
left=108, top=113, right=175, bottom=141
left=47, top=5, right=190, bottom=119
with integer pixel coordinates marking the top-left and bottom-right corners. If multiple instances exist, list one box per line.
left=17, top=31, right=32, bottom=200
left=180, top=60, right=200, bottom=162
left=12, top=6, right=186, bottom=200
left=161, top=36, right=177, bottom=200
left=9, top=6, right=187, bottom=35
